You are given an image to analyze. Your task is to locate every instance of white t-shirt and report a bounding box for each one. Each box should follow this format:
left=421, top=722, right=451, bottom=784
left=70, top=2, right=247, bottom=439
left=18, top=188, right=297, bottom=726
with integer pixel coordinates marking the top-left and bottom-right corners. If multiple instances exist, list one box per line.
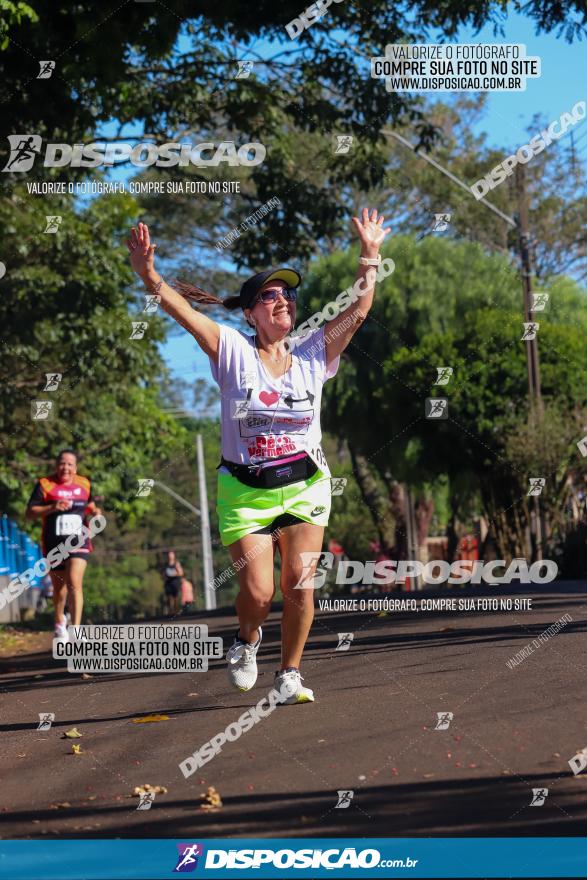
left=209, top=324, right=340, bottom=475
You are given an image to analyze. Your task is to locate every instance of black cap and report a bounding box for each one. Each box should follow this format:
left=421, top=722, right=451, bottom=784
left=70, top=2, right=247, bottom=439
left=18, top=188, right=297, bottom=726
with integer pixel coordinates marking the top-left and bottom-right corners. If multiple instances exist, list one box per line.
left=239, top=267, right=301, bottom=310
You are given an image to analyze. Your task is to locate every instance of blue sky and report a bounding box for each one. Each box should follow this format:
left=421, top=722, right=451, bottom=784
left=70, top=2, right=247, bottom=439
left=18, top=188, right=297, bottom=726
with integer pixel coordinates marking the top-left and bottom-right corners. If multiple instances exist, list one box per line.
left=454, top=13, right=586, bottom=151
left=117, top=8, right=587, bottom=405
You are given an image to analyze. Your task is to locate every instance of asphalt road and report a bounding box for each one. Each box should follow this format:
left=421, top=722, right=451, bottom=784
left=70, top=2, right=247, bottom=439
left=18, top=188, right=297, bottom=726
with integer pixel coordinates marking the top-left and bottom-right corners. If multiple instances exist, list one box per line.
left=2, top=583, right=587, bottom=840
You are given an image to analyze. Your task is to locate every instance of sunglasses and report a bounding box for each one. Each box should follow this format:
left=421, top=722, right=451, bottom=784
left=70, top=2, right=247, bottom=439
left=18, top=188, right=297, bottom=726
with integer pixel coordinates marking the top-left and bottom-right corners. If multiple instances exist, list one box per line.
left=254, top=287, right=297, bottom=305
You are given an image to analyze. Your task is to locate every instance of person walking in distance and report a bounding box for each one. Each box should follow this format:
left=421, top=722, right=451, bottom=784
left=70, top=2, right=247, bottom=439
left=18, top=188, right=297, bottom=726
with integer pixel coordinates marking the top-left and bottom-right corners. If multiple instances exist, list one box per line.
left=163, top=549, right=183, bottom=616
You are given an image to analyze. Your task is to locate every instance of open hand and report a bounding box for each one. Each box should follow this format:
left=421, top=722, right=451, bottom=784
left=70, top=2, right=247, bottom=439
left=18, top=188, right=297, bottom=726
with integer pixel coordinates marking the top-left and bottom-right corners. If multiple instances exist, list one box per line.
left=351, top=208, right=391, bottom=258
left=126, top=222, right=157, bottom=280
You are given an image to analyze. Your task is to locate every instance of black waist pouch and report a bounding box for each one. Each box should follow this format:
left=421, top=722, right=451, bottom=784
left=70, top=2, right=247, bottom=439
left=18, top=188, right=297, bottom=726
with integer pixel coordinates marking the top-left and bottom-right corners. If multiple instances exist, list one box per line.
left=220, top=453, right=318, bottom=489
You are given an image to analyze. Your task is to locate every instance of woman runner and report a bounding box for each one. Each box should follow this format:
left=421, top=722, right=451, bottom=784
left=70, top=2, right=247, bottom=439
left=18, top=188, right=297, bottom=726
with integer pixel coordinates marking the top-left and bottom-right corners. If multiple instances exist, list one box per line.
left=126, top=209, right=389, bottom=703
left=27, top=450, right=101, bottom=641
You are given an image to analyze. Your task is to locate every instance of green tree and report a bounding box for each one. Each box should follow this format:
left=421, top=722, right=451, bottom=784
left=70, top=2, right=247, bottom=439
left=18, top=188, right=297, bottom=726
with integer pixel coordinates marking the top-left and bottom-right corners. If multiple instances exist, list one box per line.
left=2, top=1, right=586, bottom=259
left=304, top=235, right=587, bottom=568
left=0, top=185, right=187, bottom=522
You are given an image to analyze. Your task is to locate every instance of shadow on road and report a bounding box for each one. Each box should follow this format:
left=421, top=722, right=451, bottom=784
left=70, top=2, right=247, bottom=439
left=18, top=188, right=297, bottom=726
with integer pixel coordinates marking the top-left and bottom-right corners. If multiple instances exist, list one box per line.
left=2, top=772, right=585, bottom=839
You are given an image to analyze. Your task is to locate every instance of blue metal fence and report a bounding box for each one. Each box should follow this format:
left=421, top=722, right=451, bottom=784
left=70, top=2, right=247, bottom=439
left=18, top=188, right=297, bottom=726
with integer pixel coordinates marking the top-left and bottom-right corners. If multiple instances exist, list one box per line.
left=0, top=514, right=43, bottom=588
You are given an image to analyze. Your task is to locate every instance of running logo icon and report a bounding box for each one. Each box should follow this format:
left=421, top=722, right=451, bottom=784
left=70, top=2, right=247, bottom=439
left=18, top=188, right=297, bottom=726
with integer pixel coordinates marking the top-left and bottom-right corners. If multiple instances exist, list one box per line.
left=174, top=843, right=204, bottom=872
left=434, top=367, right=453, bottom=386
left=235, top=61, right=254, bottom=79
left=2, top=135, right=42, bottom=172
left=231, top=398, right=252, bottom=419
left=335, top=790, right=354, bottom=808
left=521, top=322, right=539, bottom=340
left=43, top=373, right=62, bottom=391
left=336, top=633, right=354, bottom=651
left=530, top=788, right=548, bottom=806
left=136, top=792, right=155, bottom=811
left=334, top=135, right=353, bottom=154
left=130, top=321, right=149, bottom=340
left=330, top=477, right=347, bottom=496
left=37, top=712, right=55, bottom=730
left=530, top=293, right=549, bottom=312
left=432, top=213, right=451, bottom=232
left=144, top=295, right=161, bottom=313
left=435, top=711, right=454, bottom=730
left=44, top=216, right=62, bottom=233
left=37, top=61, right=55, bottom=79
left=31, top=400, right=54, bottom=420
left=426, top=398, right=448, bottom=419
left=527, top=477, right=546, bottom=497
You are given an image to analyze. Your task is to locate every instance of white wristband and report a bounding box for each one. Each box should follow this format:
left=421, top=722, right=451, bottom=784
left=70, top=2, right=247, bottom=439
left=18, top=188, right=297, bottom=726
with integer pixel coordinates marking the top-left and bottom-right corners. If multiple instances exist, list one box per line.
left=359, top=255, right=381, bottom=266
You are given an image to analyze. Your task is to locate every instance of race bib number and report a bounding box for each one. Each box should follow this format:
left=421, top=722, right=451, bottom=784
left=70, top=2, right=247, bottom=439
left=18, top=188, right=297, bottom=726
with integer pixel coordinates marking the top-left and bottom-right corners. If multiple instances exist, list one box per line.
left=308, top=445, right=329, bottom=473
left=55, top=514, right=83, bottom=536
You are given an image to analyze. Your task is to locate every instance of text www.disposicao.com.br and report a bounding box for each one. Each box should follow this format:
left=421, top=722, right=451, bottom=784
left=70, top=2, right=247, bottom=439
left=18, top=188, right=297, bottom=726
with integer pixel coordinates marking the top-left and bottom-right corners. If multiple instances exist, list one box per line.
left=69, top=657, right=202, bottom=672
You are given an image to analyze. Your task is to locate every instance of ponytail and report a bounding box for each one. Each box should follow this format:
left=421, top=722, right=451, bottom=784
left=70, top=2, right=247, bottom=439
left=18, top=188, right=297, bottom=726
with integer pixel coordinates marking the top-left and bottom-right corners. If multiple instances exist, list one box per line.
left=169, top=278, right=241, bottom=311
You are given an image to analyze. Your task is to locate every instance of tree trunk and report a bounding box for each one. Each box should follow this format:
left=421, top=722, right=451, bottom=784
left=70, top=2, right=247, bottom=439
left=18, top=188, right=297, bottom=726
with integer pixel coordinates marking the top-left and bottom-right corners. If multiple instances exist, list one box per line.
left=415, top=495, right=434, bottom=564
left=348, top=442, right=395, bottom=555
left=388, top=480, right=408, bottom=560
left=446, top=498, right=460, bottom=562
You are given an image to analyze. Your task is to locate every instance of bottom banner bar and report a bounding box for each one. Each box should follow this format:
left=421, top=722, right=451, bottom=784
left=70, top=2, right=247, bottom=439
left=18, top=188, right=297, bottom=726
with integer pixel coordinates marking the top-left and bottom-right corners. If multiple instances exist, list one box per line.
left=1, top=838, right=587, bottom=879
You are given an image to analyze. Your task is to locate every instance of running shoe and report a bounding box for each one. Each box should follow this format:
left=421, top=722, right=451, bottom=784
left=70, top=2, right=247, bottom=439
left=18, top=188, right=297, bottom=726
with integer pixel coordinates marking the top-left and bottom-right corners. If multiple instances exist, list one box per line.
left=274, top=668, right=315, bottom=704
left=226, top=627, right=262, bottom=692
left=54, top=618, right=69, bottom=642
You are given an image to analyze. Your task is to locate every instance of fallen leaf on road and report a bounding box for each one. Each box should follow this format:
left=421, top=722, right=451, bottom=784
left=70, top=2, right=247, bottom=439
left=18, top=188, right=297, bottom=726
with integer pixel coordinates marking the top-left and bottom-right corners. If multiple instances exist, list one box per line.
left=81, top=673, right=93, bottom=680
left=49, top=802, right=71, bottom=809
left=132, top=784, right=167, bottom=797
left=17, top=753, right=26, bottom=758
left=71, top=744, right=83, bottom=755
left=439, top=626, right=455, bottom=632
left=200, top=786, right=222, bottom=810
left=187, top=693, right=198, bottom=697
left=63, top=727, right=83, bottom=738
left=423, top=773, right=435, bottom=778
left=131, top=714, right=169, bottom=723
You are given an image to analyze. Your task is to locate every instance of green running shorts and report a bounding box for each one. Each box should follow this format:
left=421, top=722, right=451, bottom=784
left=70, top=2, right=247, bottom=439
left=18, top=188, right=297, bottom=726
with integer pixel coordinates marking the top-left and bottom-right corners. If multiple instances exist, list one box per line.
left=217, top=468, right=332, bottom=547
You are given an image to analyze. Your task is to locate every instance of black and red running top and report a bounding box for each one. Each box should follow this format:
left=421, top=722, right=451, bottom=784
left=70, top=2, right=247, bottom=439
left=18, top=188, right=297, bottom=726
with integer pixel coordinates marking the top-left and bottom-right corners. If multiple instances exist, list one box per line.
left=27, top=474, right=94, bottom=555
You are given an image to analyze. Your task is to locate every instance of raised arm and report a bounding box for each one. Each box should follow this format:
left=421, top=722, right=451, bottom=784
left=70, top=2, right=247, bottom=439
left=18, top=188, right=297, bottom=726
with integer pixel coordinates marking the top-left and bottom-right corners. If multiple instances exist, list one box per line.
left=126, top=222, right=220, bottom=363
left=324, top=208, right=391, bottom=363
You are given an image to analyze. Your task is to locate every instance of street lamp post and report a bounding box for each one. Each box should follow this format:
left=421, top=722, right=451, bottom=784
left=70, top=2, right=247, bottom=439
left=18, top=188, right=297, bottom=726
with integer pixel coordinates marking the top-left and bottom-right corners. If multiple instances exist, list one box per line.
left=153, top=432, right=216, bottom=610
